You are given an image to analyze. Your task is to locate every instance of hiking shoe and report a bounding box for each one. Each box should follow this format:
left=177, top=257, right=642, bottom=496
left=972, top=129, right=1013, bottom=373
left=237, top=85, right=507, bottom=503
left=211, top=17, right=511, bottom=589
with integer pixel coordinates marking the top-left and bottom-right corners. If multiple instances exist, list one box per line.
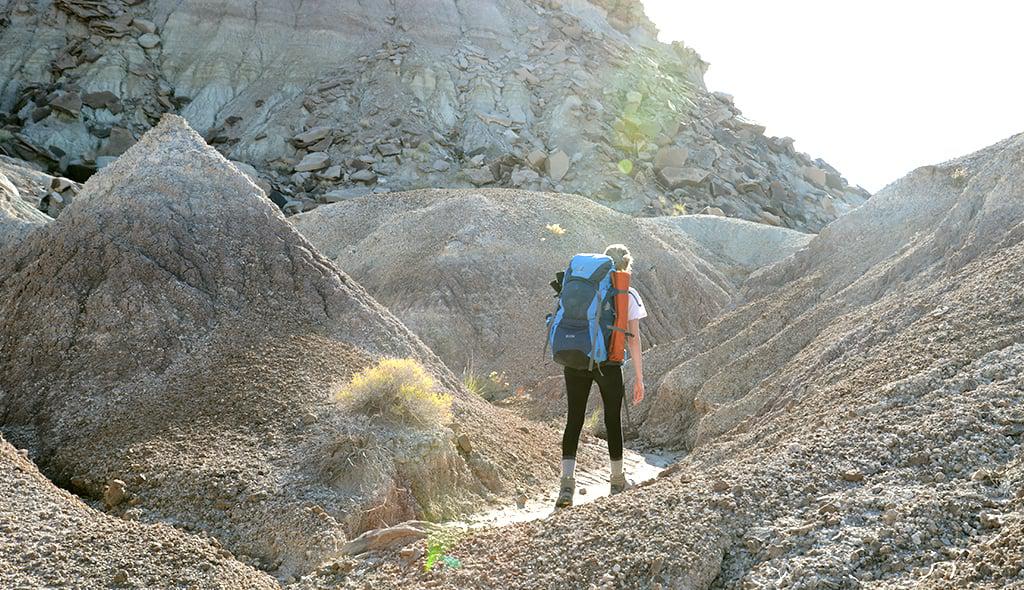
left=610, top=474, right=633, bottom=495
left=554, top=476, right=575, bottom=509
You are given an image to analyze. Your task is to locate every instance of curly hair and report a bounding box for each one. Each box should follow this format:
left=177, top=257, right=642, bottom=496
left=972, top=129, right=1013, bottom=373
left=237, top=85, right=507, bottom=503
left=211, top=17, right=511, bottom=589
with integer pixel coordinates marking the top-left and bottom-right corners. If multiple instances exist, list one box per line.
left=603, top=244, right=633, bottom=272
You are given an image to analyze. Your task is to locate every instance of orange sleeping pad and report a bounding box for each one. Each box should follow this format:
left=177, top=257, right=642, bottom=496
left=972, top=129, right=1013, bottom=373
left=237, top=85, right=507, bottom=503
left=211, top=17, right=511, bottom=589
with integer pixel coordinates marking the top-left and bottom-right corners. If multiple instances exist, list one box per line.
left=608, top=271, right=631, bottom=363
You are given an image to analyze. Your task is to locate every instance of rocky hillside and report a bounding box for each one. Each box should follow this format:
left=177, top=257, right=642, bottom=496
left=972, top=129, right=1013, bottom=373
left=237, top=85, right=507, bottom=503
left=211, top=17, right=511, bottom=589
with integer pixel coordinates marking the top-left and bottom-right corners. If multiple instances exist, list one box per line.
left=0, top=0, right=867, bottom=231
left=311, top=135, right=1024, bottom=589
left=292, top=189, right=766, bottom=389
left=0, top=115, right=587, bottom=582
left=0, top=435, right=279, bottom=589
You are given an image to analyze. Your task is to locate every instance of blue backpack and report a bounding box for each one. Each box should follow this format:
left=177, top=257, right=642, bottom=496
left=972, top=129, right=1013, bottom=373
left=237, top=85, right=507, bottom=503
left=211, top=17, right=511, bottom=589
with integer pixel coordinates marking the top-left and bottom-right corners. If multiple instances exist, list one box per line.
left=545, top=253, right=618, bottom=370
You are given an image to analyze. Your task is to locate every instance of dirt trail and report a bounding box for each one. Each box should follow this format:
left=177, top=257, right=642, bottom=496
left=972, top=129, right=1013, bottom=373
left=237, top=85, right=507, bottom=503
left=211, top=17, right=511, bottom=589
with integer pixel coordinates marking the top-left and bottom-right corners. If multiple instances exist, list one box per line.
left=461, top=448, right=681, bottom=529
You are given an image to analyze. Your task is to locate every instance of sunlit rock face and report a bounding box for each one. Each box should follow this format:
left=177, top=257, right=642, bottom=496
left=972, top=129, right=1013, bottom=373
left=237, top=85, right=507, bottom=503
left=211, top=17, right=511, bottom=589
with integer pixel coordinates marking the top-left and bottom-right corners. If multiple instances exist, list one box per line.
left=0, top=0, right=867, bottom=231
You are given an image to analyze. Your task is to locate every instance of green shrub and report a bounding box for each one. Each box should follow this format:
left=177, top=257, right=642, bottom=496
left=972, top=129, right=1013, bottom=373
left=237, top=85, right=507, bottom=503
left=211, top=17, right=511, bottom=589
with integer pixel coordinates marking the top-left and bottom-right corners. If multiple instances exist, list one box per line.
left=462, top=368, right=509, bottom=401
left=337, top=358, right=452, bottom=428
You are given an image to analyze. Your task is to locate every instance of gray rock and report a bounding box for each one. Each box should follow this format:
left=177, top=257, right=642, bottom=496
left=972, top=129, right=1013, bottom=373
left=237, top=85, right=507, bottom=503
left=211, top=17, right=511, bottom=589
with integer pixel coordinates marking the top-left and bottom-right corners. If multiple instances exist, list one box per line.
left=50, top=93, right=82, bottom=117
left=658, top=167, right=708, bottom=189
left=103, top=480, right=127, bottom=508
left=653, top=146, right=688, bottom=171
left=319, top=165, right=343, bottom=180
left=137, top=33, right=161, bottom=49
left=350, top=169, right=377, bottom=183
left=292, top=127, right=331, bottom=147
left=511, top=167, right=540, bottom=186
left=82, top=91, right=120, bottom=111
left=132, top=18, right=157, bottom=34
left=464, top=167, right=495, bottom=186
left=546, top=150, right=570, bottom=181
left=322, top=187, right=370, bottom=202
left=295, top=152, right=330, bottom=172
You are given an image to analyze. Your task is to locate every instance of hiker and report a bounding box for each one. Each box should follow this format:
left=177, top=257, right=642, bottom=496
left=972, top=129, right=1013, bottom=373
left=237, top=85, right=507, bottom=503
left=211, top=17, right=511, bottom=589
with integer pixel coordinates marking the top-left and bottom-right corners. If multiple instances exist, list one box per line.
left=546, top=244, right=646, bottom=508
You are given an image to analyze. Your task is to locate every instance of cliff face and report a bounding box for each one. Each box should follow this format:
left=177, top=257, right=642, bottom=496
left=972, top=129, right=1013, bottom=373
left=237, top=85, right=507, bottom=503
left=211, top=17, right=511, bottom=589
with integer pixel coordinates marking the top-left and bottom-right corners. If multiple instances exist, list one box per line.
left=0, top=0, right=867, bottom=231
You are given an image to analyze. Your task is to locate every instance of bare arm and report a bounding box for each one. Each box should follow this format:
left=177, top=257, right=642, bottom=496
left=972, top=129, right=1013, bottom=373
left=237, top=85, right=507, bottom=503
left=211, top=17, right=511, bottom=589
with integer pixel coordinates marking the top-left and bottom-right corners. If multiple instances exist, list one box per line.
left=627, top=318, right=644, bottom=404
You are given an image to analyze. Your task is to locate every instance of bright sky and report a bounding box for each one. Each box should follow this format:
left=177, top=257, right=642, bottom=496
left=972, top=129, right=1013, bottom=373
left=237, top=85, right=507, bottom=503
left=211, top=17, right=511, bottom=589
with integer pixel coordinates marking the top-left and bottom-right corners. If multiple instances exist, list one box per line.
left=641, top=0, right=1024, bottom=192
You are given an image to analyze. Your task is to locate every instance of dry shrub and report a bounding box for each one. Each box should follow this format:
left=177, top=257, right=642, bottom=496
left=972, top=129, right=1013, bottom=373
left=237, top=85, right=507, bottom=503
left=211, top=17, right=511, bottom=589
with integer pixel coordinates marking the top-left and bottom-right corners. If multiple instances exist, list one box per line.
left=337, top=358, right=452, bottom=428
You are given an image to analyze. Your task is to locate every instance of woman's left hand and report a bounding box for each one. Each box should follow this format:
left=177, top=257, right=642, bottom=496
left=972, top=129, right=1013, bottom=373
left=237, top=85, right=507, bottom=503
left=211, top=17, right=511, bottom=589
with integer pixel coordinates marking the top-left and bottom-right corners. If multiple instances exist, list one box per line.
left=632, top=379, right=645, bottom=405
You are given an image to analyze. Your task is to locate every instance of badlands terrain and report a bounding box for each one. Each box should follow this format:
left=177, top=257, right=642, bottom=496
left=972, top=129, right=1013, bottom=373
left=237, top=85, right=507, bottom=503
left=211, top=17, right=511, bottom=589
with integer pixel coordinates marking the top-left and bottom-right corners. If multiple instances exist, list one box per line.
left=1, top=1, right=1022, bottom=590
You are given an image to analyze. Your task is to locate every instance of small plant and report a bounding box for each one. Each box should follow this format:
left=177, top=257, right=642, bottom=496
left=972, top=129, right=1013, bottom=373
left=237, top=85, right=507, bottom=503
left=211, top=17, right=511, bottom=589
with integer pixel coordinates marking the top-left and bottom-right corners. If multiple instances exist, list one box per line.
left=463, top=368, right=510, bottom=401
left=951, top=167, right=969, bottom=187
left=336, top=358, right=452, bottom=428
left=672, top=203, right=687, bottom=216
left=424, top=527, right=466, bottom=572
left=545, top=223, right=567, bottom=236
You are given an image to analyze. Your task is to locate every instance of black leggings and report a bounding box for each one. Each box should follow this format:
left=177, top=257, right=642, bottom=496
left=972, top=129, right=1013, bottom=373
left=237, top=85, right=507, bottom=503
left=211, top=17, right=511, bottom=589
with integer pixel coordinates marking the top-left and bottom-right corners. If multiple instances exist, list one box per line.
left=561, top=364, right=624, bottom=461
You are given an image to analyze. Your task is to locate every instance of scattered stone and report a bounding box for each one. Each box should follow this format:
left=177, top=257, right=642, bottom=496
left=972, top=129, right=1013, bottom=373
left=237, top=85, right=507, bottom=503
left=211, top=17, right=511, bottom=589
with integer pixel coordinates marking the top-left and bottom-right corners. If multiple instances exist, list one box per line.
left=653, top=146, right=688, bottom=171
left=802, top=166, right=827, bottom=187
left=980, top=512, right=1003, bottom=529
left=699, top=206, right=725, bottom=216
left=464, top=167, right=495, bottom=186
left=322, top=187, right=370, bottom=202
left=291, top=127, right=331, bottom=147
left=526, top=149, right=547, bottom=170
left=50, top=93, right=82, bottom=117
left=546, top=150, right=569, bottom=181
left=113, top=569, right=128, bottom=584
left=104, top=480, right=127, bottom=509
left=137, top=33, right=161, bottom=49
left=841, top=470, right=864, bottom=482
left=82, top=91, right=120, bottom=110
left=340, top=523, right=429, bottom=556
left=658, top=167, right=708, bottom=189
left=99, top=127, right=136, bottom=157
left=295, top=152, right=330, bottom=172
left=133, top=18, right=157, bottom=34
left=511, top=167, right=540, bottom=186
left=456, top=433, right=473, bottom=453
left=377, top=143, right=401, bottom=157
left=350, top=169, right=377, bottom=183
left=313, top=165, right=340, bottom=181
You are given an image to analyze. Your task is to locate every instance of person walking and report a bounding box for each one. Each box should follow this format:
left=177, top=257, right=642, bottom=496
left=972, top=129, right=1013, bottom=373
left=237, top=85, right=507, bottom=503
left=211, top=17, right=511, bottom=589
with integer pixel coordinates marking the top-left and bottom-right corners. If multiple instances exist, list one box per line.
left=548, top=244, right=646, bottom=509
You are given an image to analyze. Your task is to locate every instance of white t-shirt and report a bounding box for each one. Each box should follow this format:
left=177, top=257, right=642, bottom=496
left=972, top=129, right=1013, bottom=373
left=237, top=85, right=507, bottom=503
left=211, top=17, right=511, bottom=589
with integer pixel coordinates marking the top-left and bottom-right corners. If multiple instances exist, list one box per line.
left=628, top=287, right=647, bottom=321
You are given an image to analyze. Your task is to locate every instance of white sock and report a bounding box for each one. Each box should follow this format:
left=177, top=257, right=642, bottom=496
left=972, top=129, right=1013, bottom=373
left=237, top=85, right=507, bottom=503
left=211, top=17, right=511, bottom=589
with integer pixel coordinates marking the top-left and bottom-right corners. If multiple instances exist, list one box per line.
left=561, top=458, right=576, bottom=479
left=611, top=459, right=623, bottom=478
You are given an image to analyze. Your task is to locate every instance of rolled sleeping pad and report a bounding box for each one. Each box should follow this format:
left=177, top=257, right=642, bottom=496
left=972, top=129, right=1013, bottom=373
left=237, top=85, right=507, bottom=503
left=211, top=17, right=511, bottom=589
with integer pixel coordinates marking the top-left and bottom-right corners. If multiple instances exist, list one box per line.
left=608, top=271, right=631, bottom=363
